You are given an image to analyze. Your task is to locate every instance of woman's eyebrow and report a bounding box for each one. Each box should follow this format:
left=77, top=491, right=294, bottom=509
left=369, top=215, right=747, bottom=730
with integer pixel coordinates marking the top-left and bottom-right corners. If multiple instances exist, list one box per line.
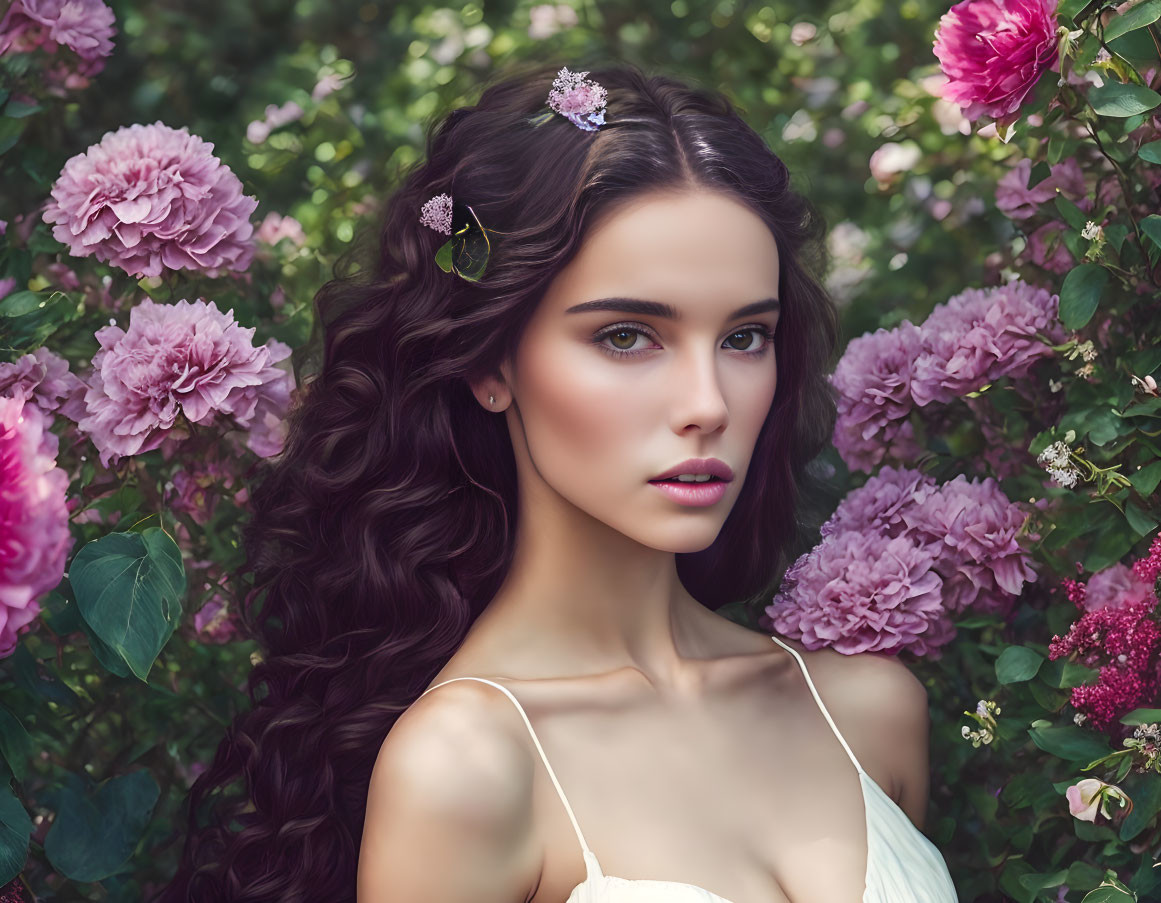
left=564, top=296, right=780, bottom=319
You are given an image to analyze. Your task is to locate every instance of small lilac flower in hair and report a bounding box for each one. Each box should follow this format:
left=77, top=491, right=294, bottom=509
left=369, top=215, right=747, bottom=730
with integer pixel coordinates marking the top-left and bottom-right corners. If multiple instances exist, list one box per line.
left=419, top=193, right=453, bottom=235
left=547, top=66, right=607, bottom=131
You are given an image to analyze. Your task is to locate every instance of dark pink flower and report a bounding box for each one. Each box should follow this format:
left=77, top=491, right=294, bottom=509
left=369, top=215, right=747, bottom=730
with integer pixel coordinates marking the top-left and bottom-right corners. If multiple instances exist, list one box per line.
left=0, top=391, right=73, bottom=656
left=933, top=0, right=1060, bottom=126
left=42, top=121, right=258, bottom=279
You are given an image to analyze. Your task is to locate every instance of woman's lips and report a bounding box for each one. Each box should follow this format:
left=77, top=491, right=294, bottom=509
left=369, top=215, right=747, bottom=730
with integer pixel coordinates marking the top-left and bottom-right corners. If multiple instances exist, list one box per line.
left=648, top=478, right=728, bottom=507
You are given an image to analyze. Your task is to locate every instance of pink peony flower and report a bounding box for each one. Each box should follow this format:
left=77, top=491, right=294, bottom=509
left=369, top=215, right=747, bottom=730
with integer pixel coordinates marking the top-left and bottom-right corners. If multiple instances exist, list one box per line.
left=0, top=345, right=88, bottom=424
left=932, top=0, right=1060, bottom=126
left=820, top=464, right=940, bottom=540
left=766, top=530, right=956, bottom=657
left=0, top=0, right=116, bottom=77
left=996, top=158, right=1086, bottom=220
left=911, top=281, right=1065, bottom=407
left=1083, top=563, right=1157, bottom=613
left=42, top=121, right=258, bottom=279
left=77, top=297, right=295, bottom=468
left=829, top=322, right=924, bottom=473
left=546, top=66, right=607, bottom=131
left=902, top=474, right=1039, bottom=614
left=0, top=391, right=73, bottom=657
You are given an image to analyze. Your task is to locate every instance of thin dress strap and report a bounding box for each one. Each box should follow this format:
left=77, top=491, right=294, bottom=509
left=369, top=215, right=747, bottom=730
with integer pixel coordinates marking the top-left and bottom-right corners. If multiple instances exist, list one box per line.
left=767, top=635, right=866, bottom=776
left=416, top=676, right=595, bottom=860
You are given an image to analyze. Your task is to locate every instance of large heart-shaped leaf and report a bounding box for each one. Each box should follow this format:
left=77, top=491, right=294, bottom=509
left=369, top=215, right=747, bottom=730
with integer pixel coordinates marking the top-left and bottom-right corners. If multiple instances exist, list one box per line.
left=68, top=528, right=186, bottom=682
left=42, top=771, right=160, bottom=882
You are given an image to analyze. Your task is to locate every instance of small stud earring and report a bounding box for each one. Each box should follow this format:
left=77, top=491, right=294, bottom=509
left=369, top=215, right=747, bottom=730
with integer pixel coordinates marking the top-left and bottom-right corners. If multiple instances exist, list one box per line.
left=488, top=394, right=495, bottom=405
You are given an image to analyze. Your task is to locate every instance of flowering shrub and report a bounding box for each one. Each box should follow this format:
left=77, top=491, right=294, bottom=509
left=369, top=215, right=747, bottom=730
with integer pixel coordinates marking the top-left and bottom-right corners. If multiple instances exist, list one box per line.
left=0, top=0, right=1158, bottom=900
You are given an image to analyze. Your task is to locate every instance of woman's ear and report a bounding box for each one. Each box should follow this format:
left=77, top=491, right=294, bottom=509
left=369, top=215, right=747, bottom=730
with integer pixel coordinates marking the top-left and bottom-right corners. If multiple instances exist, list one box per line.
left=468, top=371, right=510, bottom=411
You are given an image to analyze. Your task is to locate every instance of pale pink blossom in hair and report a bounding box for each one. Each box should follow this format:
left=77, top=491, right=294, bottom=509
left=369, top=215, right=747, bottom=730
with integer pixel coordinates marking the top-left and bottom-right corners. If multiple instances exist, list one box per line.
left=932, top=0, right=1060, bottom=126
left=996, top=158, right=1086, bottom=220
left=42, top=121, right=258, bottom=279
left=77, top=297, right=295, bottom=468
left=766, top=530, right=955, bottom=657
left=0, top=391, right=73, bottom=657
left=0, top=0, right=116, bottom=77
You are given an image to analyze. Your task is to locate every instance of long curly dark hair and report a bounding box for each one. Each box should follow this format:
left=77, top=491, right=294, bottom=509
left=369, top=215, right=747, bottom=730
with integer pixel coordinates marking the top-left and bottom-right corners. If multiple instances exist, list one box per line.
left=153, top=58, right=839, bottom=902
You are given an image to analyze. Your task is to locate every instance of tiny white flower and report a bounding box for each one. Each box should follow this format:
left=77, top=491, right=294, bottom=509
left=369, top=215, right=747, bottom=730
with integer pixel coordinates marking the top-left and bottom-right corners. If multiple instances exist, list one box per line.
left=1081, top=221, right=1102, bottom=240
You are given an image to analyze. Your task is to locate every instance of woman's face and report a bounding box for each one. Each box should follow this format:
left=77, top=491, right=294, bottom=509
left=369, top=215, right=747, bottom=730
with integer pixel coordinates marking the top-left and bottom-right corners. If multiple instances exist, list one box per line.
left=495, top=187, right=781, bottom=554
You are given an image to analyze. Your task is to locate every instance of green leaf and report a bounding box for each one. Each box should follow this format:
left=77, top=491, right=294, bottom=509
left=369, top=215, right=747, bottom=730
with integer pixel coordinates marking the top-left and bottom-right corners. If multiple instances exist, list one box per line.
left=1089, top=81, right=1161, bottom=117
left=1140, top=214, right=1161, bottom=250
left=1080, top=887, right=1137, bottom=902
left=68, top=528, right=187, bottom=682
left=1121, top=708, right=1161, bottom=725
left=1, top=99, right=41, bottom=118
left=1055, top=195, right=1090, bottom=231
left=42, top=771, right=160, bottom=882
left=1139, top=140, right=1161, bottom=164
left=0, top=290, right=40, bottom=317
left=0, top=787, right=32, bottom=886
left=433, top=238, right=453, bottom=273
left=1104, top=0, right=1161, bottom=42
left=1125, top=500, right=1159, bottom=537
left=0, top=707, right=31, bottom=782
left=1039, top=659, right=1096, bottom=692
left=1120, top=773, right=1161, bottom=840
left=1058, top=264, right=1108, bottom=329
left=1028, top=722, right=1114, bottom=763
left=996, top=645, right=1044, bottom=683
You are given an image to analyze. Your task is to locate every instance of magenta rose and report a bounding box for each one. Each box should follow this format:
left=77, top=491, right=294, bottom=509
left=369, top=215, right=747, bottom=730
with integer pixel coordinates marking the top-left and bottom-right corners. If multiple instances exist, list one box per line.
left=933, top=0, right=1060, bottom=126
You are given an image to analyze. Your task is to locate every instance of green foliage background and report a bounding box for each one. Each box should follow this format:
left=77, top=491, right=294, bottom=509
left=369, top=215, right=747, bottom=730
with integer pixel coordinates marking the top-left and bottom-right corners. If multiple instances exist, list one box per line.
left=2, top=0, right=1160, bottom=901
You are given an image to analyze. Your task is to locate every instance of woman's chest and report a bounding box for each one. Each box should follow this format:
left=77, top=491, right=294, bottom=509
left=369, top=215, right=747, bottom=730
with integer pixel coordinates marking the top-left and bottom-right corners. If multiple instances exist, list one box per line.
left=526, top=688, right=878, bottom=903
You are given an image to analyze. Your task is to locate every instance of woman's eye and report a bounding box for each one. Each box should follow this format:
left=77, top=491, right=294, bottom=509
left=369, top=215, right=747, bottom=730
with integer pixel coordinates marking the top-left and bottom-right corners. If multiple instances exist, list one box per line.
left=593, top=325, right=774, bottom=359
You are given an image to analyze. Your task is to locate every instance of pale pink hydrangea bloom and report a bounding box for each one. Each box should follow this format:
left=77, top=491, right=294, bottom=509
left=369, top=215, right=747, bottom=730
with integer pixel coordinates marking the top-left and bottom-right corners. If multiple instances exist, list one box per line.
left=910, top=281, right=1064, bottom=407
left=0, top=0, right=116, bottom=77
left=245, top=100, right=306, bottom=144
left=829, top=322, right=924, bottom=473
left=76, top=297, right=295, bottom=468
left=419, top=193, right=453, bottom=235
left=932, top=0, right=1060, bottom=126
left=42, top=121, right=258, bottom=279
left=766, top=529, right=955, bottom=657
left=0, top=391, right=73, bottom=657
left=996, top=158, right=1087, bottom=220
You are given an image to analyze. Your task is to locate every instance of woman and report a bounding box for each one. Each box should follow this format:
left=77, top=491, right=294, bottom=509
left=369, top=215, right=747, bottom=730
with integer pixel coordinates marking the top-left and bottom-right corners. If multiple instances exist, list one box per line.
left=156, top=60, right=958, bottom=903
